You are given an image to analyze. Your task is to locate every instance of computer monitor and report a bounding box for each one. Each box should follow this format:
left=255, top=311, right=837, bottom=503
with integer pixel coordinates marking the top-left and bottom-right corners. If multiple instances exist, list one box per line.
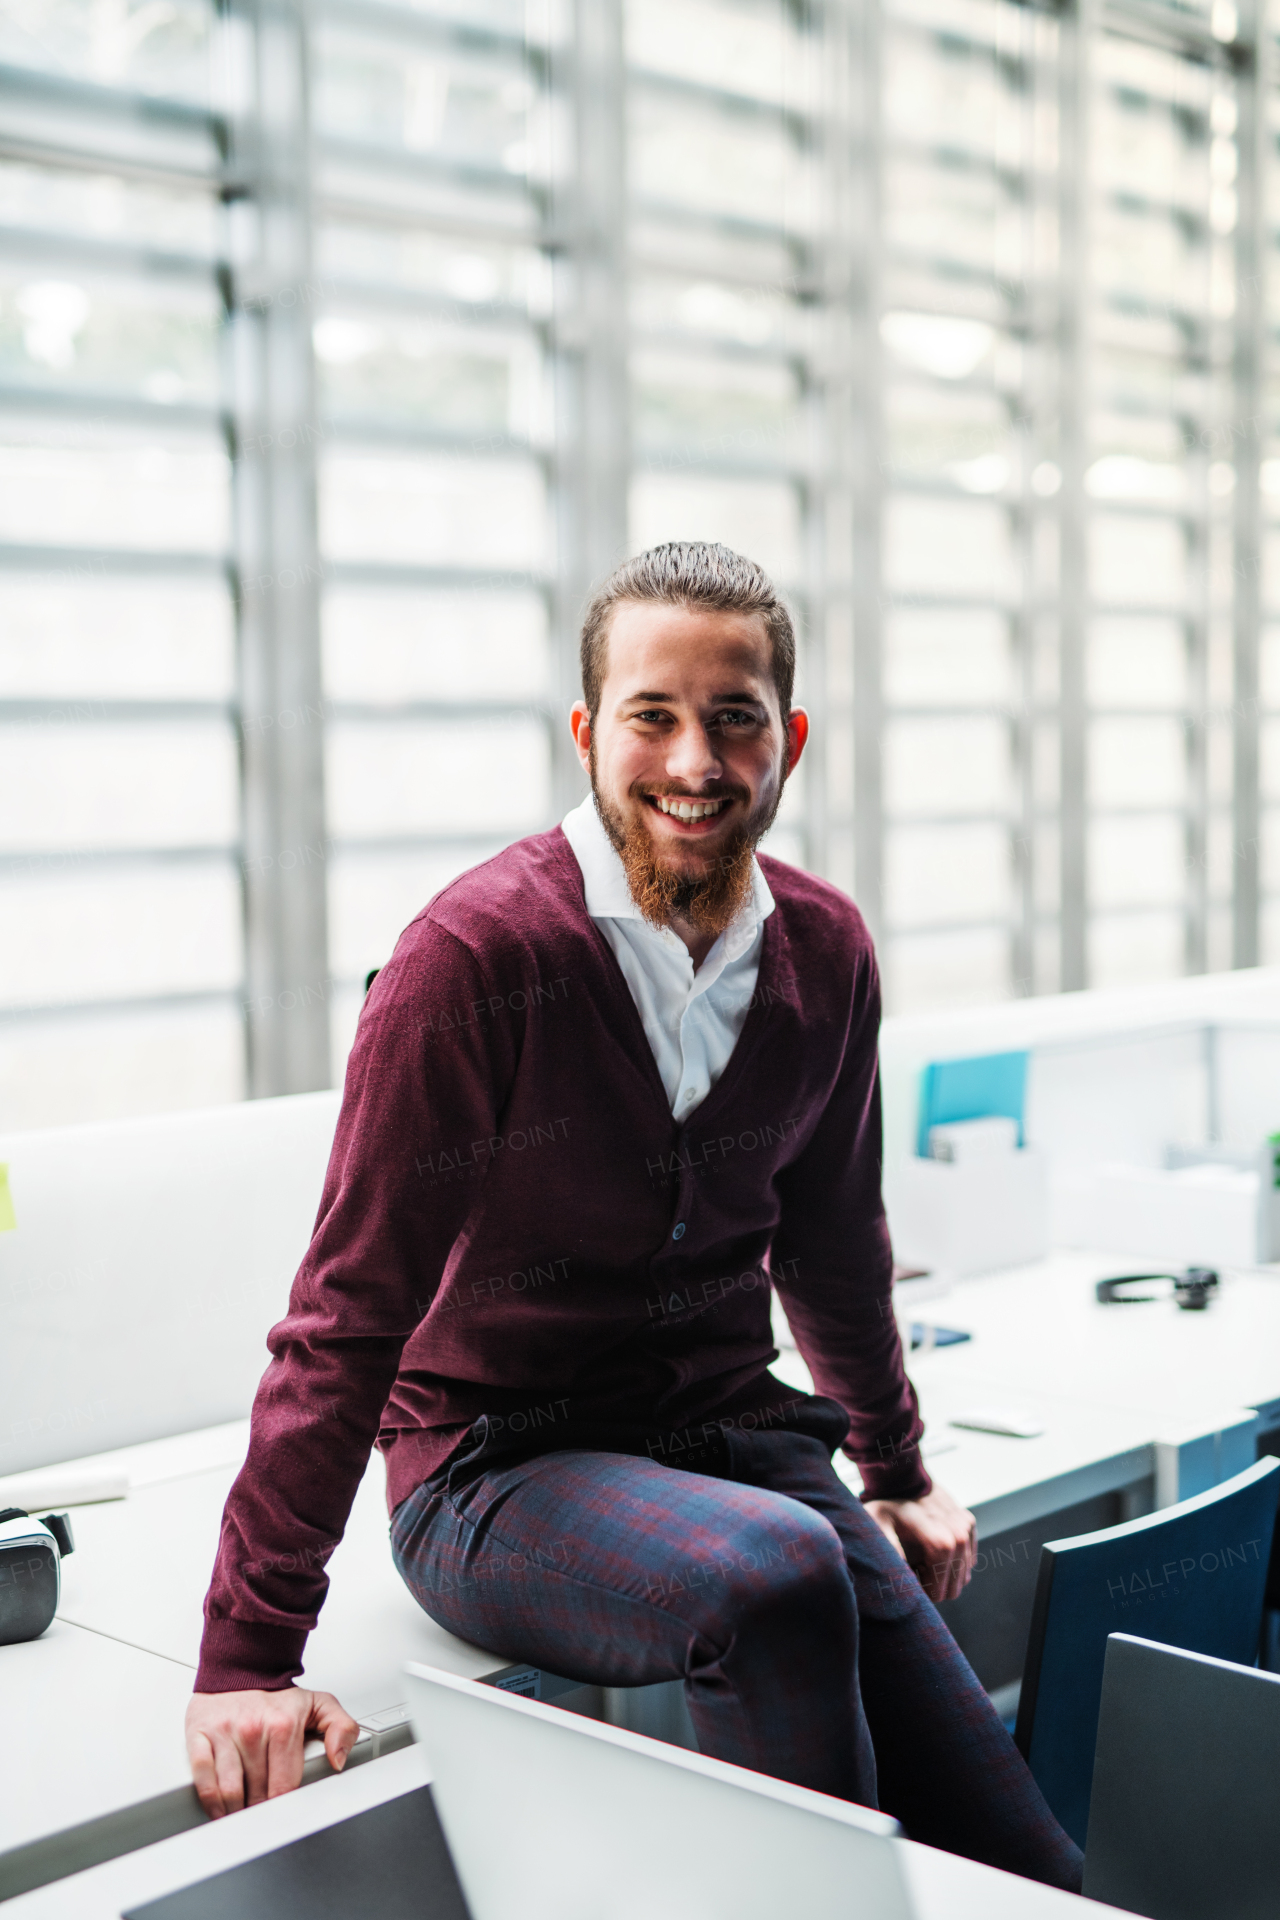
left=1084, top=1633, right=1280, bottom=1920
left=405, top=1660, right=914, bottom=1920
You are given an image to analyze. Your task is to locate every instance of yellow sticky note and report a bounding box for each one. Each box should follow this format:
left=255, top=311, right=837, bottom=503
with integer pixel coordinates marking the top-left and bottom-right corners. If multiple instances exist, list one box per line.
left=0, top=1164, right=15, bottom=1233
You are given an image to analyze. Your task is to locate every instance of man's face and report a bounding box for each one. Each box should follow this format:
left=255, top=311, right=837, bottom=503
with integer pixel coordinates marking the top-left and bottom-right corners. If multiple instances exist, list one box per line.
left=570, top=601, right=808, bottom=934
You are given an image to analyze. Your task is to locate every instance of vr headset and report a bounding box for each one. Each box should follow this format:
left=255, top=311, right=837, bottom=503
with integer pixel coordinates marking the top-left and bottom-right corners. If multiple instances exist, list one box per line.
left=0, top=1508, right=75, bottom=1647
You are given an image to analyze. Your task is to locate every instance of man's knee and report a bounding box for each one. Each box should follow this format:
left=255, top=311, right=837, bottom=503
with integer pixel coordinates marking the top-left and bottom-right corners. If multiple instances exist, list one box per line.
left=710, top=1506, right=851, bottom=1633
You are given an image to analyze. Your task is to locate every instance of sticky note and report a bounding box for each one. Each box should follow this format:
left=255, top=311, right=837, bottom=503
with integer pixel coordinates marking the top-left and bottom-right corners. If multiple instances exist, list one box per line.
left=0, top=1163, right=15, bottom=1233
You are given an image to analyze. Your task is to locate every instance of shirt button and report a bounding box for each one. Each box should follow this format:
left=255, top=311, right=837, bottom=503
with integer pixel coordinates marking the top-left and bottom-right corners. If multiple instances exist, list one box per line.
left=672, top=1222, right=686, bottom=1240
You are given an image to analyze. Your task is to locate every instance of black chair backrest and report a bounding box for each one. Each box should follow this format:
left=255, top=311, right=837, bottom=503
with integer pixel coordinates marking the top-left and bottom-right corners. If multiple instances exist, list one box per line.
left=1083, top=1633, right=1280, bottom=1920
left=1014, top=1454, right=1280, bottom=1848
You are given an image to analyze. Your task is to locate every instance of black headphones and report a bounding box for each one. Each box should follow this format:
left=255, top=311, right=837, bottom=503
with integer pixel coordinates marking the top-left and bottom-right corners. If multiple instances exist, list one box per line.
left=1095, top=1267, right=1220, bottom=1311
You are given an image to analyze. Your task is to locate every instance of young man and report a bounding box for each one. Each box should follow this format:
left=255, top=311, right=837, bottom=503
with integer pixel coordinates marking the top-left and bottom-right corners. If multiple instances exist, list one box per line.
left=187, top=543, right=1081, bottom=1889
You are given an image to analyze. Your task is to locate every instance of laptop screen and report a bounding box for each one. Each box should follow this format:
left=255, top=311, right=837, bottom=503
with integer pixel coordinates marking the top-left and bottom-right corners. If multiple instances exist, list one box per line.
left=405, top=1660, right=914, bottom=1920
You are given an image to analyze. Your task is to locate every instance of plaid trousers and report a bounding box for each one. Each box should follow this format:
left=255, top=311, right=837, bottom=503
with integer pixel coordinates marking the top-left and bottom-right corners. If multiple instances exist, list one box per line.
left=390, top=1417, right=1082, bottom=1892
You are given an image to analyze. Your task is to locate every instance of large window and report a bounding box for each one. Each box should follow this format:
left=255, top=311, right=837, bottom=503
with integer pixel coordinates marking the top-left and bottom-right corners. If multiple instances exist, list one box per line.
left=308, top=2, right=557, bottom=1072
left=0, top=2, right=241, bottom=1126
left=2, top=0, right=1278, bottom=1129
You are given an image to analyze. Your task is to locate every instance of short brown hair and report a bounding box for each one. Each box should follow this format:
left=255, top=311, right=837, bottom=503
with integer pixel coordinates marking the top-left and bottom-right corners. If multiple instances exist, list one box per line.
left=579, top=542, right=796, bottom=723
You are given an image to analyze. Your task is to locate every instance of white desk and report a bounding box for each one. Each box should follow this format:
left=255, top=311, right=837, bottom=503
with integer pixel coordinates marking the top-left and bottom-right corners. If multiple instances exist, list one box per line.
left=54, top=1426, right=504, bottom=1723
left=776, top=1248, right=1280, bottom=1536
left=0, top=1623, right=196, bottom=1853
left=908, top=1251, right=1280, bottom=1520
left=774, top=1347, right=1158, bottom=1542
left=904, top=1251, right=1280, bottom=1428
left=0, top=1422, right=513, bottom=1892
left=1, top=1741, right=1131, bottom=1920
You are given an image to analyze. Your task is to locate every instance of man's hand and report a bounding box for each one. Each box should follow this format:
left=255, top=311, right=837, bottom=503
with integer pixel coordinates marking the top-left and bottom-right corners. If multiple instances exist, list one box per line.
left=185, top=1687, right=360, bottom=1818
left=863, top=1483, right=977, bottom=1604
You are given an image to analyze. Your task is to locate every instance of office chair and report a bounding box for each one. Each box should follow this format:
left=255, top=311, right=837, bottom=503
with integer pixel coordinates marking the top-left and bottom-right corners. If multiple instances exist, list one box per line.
left=1083, top=1634, right=1280, bottom=1920
left=1013, top=1454, right=1280, bottom=1849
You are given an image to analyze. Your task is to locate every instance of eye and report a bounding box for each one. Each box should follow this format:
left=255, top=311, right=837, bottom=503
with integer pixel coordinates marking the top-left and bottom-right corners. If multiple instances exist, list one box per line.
left=716, top=708, right=760, bottom=729
left=633, top=708, right=670, bottom=724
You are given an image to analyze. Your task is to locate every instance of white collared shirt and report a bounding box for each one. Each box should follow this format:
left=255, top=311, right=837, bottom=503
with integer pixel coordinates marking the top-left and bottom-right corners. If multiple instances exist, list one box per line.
left=561, top=794, right=776, bottom=1120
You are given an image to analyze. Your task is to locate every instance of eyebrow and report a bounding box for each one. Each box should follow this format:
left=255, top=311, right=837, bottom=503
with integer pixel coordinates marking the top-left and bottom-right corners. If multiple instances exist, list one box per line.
left=621, top=689, right=767, bottom=705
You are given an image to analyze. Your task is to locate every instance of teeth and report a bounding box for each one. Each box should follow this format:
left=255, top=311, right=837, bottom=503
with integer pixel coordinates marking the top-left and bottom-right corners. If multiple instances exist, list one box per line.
left=655, top=796, right=726, bottom=820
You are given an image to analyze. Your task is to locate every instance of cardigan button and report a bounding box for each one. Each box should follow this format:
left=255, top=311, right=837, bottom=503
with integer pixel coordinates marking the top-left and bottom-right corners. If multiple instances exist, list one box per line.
left=672, top=1221, right=686, bottom=1240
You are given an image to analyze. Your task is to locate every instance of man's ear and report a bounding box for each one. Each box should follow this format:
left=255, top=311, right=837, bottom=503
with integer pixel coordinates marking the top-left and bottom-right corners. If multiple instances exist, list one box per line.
left=570, top=701, right=592, bottom=775
left=785, top=707, right=810, bottom=776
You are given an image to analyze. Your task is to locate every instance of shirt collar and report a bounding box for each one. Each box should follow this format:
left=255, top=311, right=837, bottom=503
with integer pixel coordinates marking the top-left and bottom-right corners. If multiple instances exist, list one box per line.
left=561, top=793, right=775, bottom=959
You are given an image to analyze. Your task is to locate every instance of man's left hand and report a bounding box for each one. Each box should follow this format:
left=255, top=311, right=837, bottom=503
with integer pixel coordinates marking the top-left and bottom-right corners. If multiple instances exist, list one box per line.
left=863, top=1484, right=977, bottom=1604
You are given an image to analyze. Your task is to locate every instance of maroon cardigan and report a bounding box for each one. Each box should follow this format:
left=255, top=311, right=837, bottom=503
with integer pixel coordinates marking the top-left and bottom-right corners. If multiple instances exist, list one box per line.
left=196, top=828, right=928, bottom=1691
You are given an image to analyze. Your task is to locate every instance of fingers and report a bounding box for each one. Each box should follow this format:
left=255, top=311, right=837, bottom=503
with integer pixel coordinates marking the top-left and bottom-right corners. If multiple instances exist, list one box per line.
left=866, top=1491, right=979, bottom=1602
left=238, top=1710, right=272, bottom=1808
left=186, top=1688, right=321, bottom=1818
left=187, top=1729, right=230, bottom=1821
left=906, top=1490, right=978, bottom=1602
left=932, top=1532, right=973, bottom=1602
left=916, top=1549, right=951, bottom=1603
left=310, top=1690, right=362, bottom=1774
left=932, top=1545, right=970, bottom=1604
left=953, top=1510, right=978, bottom=1596
left=862, top=1499, right=909, bottom=1559
left=888, top=1516, right=974, bottom=1603
left=876, top=1517, right=909, bottom=1559
left=216, top=1725, right=255, bottom=1813
left=265, top=1695, right=309, bottom=1800
left=924, top=1513, right=978, bottom=1602
left=186, top=1698, right=251, bottom=1820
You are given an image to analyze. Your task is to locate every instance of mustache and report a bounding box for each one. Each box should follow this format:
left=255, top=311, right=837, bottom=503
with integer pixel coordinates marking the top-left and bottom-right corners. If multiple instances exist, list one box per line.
left=632, top=781, right=749, bottom=803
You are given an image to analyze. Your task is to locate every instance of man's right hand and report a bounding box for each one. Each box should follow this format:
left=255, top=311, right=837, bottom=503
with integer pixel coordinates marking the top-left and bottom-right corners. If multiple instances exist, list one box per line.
left=185, top=1687, right=361, bottom=1818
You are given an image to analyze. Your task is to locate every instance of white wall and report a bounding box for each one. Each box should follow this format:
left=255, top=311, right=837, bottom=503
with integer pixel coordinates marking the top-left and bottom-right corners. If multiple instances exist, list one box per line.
left=0, top=1090, right=341, bottom=1475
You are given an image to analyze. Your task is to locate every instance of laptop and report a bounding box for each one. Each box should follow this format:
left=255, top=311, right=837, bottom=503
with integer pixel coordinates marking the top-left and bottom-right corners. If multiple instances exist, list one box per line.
left=125, top=1666, right=912, bottom=1920
left=1083, top=1633, right=1280, bottom=1920
left=404, top=1660, right=915, bottom=1920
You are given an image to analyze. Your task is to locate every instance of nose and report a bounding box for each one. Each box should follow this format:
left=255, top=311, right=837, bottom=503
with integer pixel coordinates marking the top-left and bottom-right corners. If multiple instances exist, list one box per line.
left=664, top=720, right=723, bottom=790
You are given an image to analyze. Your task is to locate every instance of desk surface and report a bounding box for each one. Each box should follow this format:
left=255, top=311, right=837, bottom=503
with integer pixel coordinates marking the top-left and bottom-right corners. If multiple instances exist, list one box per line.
left=774, top=1341, right=1158, bottom=1541
left=1, top=1742, right=1130, bottom=1920
left=0, top=1622, right=196, bottom=1857
left=904, top=1250, right=1280, bottom=1428
left=56, top=1427, right=506, bottom=1720
left=775, top=1248, right=1280, bottom=1537
left=0, top=1423, right=510, bottom=1866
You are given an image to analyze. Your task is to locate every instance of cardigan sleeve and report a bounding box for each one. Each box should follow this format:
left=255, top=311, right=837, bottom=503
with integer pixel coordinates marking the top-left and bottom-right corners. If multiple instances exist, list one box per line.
left=195, top=918, right=514, bottom=1692
left=767, top=946, right=931, bottom=1504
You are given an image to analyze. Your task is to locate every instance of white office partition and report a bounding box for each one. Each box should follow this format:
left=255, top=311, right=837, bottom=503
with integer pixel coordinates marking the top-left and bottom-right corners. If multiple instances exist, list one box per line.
left=0, top=1090, right=341, bottom=1475
left=881, top=968, right=1280, bottom=1166
left=1215, top=1026, right=1280, bottom=1148
left=879, top=966, right=1280, bottom=1266
left=1026, top=1029, right=1210, bottom=1178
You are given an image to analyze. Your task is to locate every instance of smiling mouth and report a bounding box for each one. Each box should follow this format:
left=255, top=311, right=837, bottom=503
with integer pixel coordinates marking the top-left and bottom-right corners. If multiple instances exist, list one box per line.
left=644, top=793, right=732, bottom=824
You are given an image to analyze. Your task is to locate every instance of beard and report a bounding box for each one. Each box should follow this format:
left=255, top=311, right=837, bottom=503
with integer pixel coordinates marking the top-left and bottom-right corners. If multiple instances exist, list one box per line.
left=590, top=745, right=785, bottom=941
